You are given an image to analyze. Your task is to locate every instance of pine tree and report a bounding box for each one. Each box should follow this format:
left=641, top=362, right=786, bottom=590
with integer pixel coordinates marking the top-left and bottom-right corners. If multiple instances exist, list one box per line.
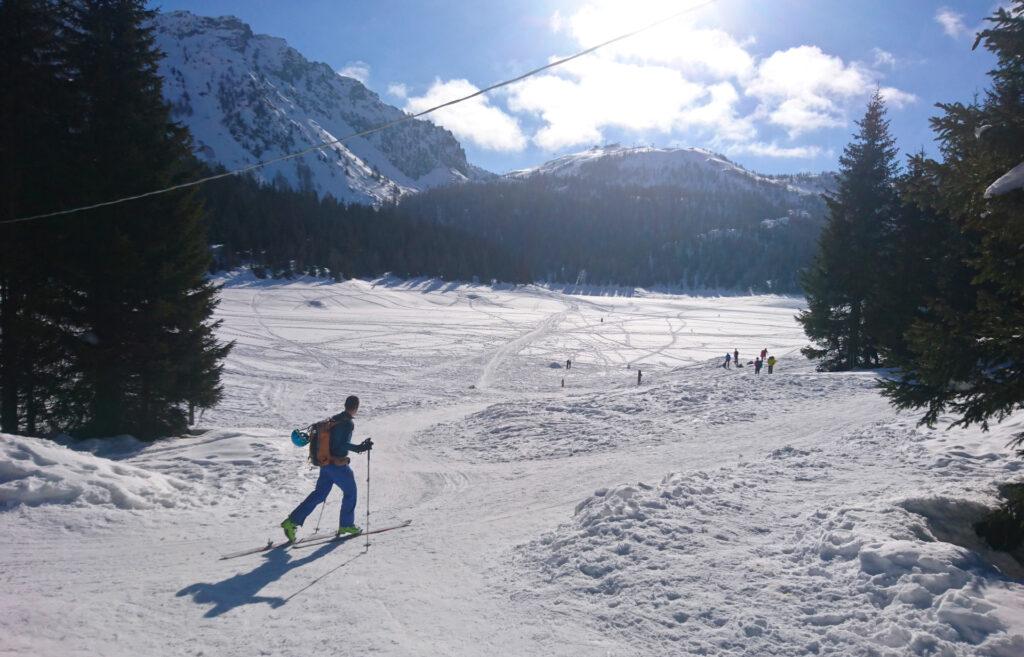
left=881, top=2, right=1024, bottom=447
left=0, top=0, right=78, bottom=434
left=60, top=0, right=230, bottom=438
left=871, top=153, right=964, bottom=364
left=797, top=92, right=900, bottom=370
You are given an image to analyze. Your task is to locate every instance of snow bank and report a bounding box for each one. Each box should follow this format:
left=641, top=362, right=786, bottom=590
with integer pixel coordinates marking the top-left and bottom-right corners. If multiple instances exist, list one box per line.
left=517, top=421, right=1024, bottom=656
left=0, top=434, right=195, bottom=510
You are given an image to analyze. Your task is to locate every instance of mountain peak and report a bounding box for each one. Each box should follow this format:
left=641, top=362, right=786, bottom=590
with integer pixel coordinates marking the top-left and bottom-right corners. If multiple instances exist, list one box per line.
left=506, top=144, right=832, bottom=197
left=152, top=10, right=489, bottom=205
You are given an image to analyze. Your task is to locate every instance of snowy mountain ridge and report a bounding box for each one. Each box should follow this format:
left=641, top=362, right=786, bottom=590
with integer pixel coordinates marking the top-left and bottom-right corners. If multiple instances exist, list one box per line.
left=507, top=144, right=837, bottom=198
left=152, top=11, right=487, bottom=205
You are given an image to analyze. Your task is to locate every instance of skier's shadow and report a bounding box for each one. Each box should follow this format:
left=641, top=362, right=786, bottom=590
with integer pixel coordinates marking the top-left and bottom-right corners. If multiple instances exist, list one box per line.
left=177, top=540, right=358, bottom=617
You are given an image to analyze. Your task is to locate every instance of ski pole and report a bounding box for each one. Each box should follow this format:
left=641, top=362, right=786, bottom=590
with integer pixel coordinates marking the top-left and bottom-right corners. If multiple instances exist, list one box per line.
left=365, top=449, right=371, bottom=550
left=313, top=490, right=329, bottom=534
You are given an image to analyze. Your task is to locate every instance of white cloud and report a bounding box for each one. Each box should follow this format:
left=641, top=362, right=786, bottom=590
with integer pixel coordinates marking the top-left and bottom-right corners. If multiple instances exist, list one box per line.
left=418, top=1, right=916, bottom=158
left=549, top=9, right=565, bottom=33
left=387, top=83, right=408, bottom=99
left=562, top=2, right=755, bottom=80
left=935, top=8, right=969, bottom=38
left=767, top=97, right=844, bottom=135
left=676, top=82, right=755, bottom=143
left=337, top=60, right=370, bottom=84
left=879, top=86, right=917, bottom=109
left=404, top=79, right=527, bottom=152
left=728, top=141, right=825, bottom=159
left=872, top=48, right=897, bottom=69
left=507, top=56, right=706, bottom=150
left=746, top=46, right=875, bottom=137
left=747, top=46, right=872, bottom=100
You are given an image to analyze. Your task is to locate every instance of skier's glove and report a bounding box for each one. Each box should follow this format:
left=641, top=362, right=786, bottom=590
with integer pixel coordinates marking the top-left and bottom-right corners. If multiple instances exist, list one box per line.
left=360, top=438, right=374, bottom=451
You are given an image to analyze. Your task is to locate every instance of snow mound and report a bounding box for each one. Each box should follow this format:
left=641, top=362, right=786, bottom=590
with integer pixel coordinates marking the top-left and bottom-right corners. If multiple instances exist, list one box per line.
left=0, top=434, right=195, bottom=510
left=517, top=426, right=1024, bottom=655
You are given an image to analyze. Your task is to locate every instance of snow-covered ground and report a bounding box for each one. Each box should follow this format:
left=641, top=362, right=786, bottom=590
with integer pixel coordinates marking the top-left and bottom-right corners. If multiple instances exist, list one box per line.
left=2, top=273, right=1021, bottom=657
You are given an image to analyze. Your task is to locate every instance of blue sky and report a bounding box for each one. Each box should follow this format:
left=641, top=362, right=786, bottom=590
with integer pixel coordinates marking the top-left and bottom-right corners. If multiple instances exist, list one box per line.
left=149, top=1, right=1000, bottom=175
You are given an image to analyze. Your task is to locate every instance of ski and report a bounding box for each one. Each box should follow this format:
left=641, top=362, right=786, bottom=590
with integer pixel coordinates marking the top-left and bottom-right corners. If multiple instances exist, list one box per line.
left=291, top=519, right=412, bottom=549
left=218, top=529, right=339, bottom=561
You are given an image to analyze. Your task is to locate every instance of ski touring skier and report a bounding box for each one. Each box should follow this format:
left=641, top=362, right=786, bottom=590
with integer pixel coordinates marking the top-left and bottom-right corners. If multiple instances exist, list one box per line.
left=281, top=395, right=373, bottom=542
left=733, top=349, right=739, bottom=366
left=723, top=352, right=732, bottom=369
left=754, top=357, right=762, bottom=375
left=767, top=355, right=777, bottom=374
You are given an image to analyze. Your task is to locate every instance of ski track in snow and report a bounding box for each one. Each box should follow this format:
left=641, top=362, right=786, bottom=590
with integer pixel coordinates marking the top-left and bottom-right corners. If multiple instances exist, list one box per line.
left=1, top=271, right=1021, bottom=657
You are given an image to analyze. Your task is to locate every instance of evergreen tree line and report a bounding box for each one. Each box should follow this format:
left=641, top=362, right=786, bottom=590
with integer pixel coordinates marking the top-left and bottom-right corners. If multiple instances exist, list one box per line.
left=0, top=0, right=228, bottom=439
left=198, top=172, right=519, bottom=283
left=799, top=4, right=1024, bottom=457
left=394, top=169, right=829, bottom=292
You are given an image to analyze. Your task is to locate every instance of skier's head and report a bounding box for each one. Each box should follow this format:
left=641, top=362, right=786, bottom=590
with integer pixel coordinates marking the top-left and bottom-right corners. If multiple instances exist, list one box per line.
left=345, top=395, right=360, bottom=415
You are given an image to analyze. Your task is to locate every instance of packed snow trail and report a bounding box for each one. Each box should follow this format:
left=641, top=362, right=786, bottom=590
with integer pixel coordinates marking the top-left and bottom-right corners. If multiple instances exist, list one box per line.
left=1, top=273, right=1021, bottom=657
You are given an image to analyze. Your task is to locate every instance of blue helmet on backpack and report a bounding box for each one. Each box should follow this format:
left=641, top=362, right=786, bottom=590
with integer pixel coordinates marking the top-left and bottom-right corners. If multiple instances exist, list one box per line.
left=290, top=429, right=310, bottom=447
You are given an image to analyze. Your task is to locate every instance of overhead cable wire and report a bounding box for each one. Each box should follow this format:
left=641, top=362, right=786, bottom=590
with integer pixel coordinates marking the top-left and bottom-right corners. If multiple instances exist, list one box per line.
left=4, top=0, right=717, bottom=225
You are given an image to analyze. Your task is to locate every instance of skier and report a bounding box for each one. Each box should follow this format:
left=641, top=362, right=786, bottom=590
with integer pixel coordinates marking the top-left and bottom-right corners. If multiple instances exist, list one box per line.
left=754, top=357, right=762, bottom=375
left=760, top=347, right=768, bottom=361
left=733, top=348, right=739, bottom=365
left=637, top=369, right=642, bottom=385
left=281, top=395, right=373, bottom=542
left=566, top=359, right=572, bottom=370
left=767, top=355, right=777, bottom=374
left=723, top=352, right=732, bottom=369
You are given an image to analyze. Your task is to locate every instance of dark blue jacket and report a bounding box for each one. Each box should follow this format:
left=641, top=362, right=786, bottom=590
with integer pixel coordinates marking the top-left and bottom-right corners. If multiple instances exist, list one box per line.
left=328, top=411, right=367, bottom=459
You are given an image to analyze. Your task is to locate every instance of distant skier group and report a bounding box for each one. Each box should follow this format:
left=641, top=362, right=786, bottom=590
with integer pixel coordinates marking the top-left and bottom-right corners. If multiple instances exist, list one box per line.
left=723, top=347, right=776, bottom=374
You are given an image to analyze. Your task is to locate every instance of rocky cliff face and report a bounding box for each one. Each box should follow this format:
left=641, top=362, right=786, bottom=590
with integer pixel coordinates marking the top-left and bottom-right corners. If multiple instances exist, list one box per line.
left=153, top=11, right=485, bottom=205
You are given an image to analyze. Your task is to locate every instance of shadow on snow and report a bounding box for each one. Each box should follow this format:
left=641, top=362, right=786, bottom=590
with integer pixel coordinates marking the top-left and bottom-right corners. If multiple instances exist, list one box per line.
left=177, top=540, right=361, bottom=617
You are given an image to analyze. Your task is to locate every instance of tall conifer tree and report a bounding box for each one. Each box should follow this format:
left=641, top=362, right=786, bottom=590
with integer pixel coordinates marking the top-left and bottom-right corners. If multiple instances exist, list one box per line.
left=61, top=0, right=230, bottom=438
left=0, top=0, right=78, bottom=434
left=881, top=3, right=1024, bottom=445
left=871, top=153, right=965, bottom=365
left=798, top=92, right=899, bottom=370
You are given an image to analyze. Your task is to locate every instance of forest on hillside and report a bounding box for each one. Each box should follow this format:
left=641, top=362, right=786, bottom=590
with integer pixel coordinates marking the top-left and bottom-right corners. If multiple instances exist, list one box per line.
left=203, top=163, right=830, bottom=293
left=395, top=174, right=827, bottom=291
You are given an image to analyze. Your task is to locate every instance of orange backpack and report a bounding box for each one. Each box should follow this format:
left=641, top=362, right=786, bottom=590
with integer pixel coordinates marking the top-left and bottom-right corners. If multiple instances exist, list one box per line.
left=309, top=418, right=338, bottom=466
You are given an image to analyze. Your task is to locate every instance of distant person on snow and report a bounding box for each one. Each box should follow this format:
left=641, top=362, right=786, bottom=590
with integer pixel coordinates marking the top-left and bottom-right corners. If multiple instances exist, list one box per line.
left=767, top=355, right=777, bottom=374
left=733, top=349, right=739, bottom=365
left=754, top=358, right=762, bottom=375
left=637, top=369, right=642, bottom=385
left=723, top=352, right=732, bottom=369
left=760, top=347, right=768, bottom=361
left=566, top=359, right=572, bottom=370
left=281, top=395, right=373, bottom=542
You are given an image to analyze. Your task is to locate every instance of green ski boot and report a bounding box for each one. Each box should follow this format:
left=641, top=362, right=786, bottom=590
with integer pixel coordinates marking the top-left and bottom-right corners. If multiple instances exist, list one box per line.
left=281, top=518, right=298, bottom=543
left=337, top=525, right=362, bottom=537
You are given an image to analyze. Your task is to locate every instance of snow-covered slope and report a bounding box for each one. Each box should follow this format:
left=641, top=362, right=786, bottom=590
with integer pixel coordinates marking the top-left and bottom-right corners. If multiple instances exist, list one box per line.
left=2, top=277, right=1021, bottom=656
left=507, top=144, right=836, bottom=198
left=153, top=11, right=485, bottom=205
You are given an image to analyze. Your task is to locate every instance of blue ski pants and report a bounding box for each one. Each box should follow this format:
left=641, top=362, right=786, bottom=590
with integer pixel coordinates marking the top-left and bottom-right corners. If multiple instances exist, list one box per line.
left=289, top=463, right=357, bottom=528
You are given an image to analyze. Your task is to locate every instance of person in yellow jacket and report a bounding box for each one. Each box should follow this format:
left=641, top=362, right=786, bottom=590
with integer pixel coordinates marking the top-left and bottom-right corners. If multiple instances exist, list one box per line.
left=767, top=355, right=777, bottom=374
